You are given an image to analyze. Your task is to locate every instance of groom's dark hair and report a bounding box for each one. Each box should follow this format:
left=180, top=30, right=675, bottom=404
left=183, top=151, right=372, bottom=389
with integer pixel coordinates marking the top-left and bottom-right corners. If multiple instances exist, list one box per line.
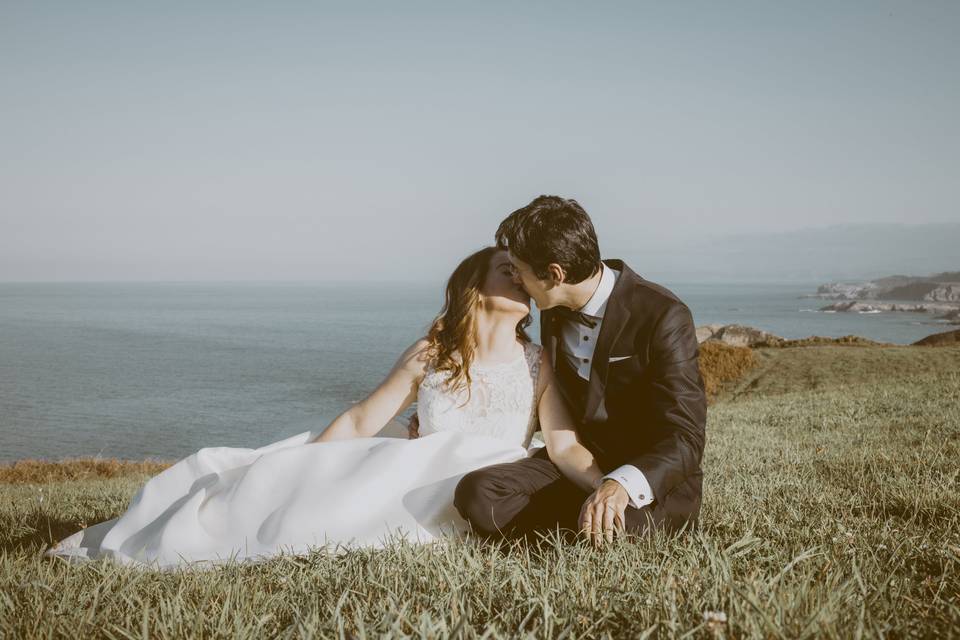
left=495, top=195, right=601, bottom=284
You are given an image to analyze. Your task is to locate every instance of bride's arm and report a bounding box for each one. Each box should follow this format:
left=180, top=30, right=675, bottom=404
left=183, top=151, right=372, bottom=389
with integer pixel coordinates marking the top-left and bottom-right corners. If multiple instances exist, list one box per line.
left=311, top=339, right=430, bottom=443
left=535, top=349, right=605, bottom=493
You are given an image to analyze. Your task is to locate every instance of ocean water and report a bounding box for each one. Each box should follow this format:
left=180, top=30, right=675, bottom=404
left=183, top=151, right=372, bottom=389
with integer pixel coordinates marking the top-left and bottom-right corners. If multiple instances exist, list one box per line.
left=1, top=281, right=952, bottom=463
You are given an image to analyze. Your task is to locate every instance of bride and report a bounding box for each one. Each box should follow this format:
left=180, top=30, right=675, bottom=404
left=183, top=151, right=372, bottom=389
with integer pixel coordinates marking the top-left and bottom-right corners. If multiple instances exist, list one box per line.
left=45, top=247, right=608, bottom=568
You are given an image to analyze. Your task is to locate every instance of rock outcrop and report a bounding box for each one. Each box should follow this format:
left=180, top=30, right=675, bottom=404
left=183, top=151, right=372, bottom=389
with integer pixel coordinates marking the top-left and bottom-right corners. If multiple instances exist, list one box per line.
left=815, top=282, right=881, bottom=300
left=696, top=324, right=783, bottom=347
left=814, top=271, right=960, bottom=302
left=820, top=301, right=960, bottom=314
left=696, top=324, right=724, bottom=344
left=926, top=284, right=960, bottom=303
left=937, top=308, right=960, bottom=324
left=696, top=324, right=893, bottom=348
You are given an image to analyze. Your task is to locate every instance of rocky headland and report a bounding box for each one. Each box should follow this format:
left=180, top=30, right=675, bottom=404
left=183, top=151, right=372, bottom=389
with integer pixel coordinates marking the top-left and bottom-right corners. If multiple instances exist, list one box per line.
left=939, top=308, right=960, bottom=323
left=811, top=271, right=960, bottom=323
left=696, top=324, right=780, bottom=347
left=818, top=300, right=960, bottom=319
left=813, top=272, right=960, bottom=302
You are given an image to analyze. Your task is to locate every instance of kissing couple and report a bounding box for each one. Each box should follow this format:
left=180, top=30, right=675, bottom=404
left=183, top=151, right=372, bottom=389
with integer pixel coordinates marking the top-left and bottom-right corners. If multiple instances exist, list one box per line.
left=47, top=196, right=707, bottom=569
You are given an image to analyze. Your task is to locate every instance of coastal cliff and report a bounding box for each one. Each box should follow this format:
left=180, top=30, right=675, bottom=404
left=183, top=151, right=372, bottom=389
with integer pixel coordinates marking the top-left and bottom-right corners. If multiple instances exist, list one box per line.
left=814, top=271, right=960, bottom=302
left=812, top=271, right=960, bottom=322
left=818, top=301, right=960, bottom=321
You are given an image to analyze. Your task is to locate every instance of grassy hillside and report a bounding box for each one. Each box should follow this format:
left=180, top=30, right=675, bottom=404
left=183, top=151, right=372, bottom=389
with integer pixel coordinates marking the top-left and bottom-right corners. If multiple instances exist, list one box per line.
left=726, top=344, right=960, bottom=399
left=1, top=346, right=958, bottom=638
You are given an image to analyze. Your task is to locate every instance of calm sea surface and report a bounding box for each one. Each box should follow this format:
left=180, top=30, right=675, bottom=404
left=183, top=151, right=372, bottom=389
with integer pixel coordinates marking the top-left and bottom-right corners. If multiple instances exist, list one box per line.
left=0, top=281, right=951, bottom=462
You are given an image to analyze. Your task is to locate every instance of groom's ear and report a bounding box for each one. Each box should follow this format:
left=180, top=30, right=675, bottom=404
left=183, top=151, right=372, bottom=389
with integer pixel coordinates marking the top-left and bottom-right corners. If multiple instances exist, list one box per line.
left=546, top=263, right=566, bottom=285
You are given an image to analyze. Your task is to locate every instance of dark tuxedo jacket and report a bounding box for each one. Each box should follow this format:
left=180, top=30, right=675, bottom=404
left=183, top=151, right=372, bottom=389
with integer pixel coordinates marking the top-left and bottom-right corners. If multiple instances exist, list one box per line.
left=541, top=259, right=707, bottom=526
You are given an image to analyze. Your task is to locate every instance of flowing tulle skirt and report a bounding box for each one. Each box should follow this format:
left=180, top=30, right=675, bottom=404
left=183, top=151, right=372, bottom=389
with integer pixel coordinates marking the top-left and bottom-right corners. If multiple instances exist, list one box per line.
left=44, top=428, right=527, bottom=569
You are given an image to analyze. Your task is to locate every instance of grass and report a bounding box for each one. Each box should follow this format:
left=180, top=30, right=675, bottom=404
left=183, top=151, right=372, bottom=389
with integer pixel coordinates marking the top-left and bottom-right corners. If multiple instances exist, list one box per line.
left=1, top=346, right=959, bottom=638
left=726, top=344, right=960, bottom=399
left=0, top=459, right=172, bottom=485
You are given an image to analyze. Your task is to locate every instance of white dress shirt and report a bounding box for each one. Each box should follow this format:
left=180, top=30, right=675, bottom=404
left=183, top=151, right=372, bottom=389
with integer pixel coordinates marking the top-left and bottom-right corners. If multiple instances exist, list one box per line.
left=557, top=263, right=655, bottom=510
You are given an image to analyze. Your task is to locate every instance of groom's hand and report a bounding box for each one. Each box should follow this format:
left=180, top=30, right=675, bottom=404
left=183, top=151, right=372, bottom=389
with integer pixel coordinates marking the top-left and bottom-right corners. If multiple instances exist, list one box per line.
left=578, top=479, right=629, bottom=548
left=406, top=413, right=420, bottom=439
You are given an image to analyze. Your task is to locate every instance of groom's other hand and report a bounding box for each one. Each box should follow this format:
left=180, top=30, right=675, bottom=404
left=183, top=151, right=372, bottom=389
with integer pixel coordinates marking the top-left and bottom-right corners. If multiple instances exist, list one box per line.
left=578, top=479, right=629, bottom=548
left=407, top=413, right=420, bottom=439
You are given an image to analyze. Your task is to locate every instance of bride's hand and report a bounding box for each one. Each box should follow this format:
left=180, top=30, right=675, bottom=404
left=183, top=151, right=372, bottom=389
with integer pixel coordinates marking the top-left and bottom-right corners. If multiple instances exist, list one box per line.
left=407, top=413, right=420, bottom=439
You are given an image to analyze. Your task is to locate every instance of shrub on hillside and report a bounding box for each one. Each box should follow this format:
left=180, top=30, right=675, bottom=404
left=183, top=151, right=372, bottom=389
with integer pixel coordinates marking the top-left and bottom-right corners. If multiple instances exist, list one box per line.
left=698, top=341, right=756, bottom=400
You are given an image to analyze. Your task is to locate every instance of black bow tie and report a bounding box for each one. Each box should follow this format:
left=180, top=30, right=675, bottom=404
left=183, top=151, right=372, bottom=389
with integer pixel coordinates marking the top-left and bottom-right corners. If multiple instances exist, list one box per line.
left=553, top=307, right=598, bottom=329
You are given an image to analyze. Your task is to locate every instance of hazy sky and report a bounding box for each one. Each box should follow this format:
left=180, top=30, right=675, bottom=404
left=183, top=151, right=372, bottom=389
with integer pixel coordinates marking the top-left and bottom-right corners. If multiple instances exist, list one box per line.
left=2, top=1, right=958, bottom=281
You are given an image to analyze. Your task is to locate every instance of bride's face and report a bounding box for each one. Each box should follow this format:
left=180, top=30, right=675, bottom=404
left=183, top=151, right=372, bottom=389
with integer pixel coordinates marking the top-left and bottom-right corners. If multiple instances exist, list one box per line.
left=481, top=251, right=531, bottom=314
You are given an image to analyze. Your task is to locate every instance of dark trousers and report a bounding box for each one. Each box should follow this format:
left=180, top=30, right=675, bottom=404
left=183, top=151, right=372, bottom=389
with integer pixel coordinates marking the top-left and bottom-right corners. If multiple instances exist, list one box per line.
left=454, top=447, right=665, bottom=540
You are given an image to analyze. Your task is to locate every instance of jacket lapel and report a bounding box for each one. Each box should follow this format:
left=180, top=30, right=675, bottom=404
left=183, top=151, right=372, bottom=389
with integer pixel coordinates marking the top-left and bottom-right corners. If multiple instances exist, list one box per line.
left=539, top=309, right=558, bottom=370
left=541, top=308, right=584, bottom=415
left=582, top=260, right=632, bottom=424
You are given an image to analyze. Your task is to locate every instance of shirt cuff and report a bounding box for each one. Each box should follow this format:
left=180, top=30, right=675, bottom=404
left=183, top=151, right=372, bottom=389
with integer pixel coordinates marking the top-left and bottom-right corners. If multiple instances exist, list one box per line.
left=603, top=465, right=654, bottom=509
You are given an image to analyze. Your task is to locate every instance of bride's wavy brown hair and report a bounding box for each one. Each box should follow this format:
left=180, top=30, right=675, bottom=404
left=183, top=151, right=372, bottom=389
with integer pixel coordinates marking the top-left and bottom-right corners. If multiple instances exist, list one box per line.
left=425, top=247, right=532, bottom=400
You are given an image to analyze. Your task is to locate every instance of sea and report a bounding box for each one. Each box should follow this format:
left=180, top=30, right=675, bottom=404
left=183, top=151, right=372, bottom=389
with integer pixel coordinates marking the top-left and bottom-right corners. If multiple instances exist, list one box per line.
left=0, top=281, right=953, bottom=463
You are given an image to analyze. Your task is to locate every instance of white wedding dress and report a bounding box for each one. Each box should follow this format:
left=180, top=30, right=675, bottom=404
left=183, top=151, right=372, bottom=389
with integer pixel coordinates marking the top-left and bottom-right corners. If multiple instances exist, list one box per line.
left=45, top=342, right=542, bottom=569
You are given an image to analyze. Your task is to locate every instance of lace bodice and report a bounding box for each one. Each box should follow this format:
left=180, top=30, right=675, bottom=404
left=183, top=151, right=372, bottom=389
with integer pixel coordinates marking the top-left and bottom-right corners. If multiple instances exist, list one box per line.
left=416, top=342, right=542, bottom=448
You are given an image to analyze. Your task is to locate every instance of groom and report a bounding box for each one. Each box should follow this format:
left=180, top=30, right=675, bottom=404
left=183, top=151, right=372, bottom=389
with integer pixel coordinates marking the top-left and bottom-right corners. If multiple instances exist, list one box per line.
left=453, top=195, right=707, bottom=543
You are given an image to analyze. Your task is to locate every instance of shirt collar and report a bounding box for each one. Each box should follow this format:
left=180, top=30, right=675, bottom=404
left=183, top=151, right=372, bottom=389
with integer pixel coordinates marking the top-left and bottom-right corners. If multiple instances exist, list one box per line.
left=578, top=262, right=618, bottom=318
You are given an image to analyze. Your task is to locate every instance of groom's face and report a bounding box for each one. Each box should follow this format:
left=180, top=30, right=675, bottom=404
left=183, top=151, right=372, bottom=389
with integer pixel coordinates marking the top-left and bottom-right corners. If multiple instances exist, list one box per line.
left=507, top=252, right=557, bottom=310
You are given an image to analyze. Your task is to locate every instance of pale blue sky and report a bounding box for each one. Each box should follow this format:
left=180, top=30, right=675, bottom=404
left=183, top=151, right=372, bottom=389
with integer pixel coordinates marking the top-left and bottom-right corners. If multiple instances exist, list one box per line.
left=2, top=1, right=958, bottom=281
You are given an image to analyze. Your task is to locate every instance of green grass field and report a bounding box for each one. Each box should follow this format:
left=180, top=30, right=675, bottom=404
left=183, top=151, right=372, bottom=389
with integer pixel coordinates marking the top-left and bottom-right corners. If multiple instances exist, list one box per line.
left=2, top=346, right=959, bottom=638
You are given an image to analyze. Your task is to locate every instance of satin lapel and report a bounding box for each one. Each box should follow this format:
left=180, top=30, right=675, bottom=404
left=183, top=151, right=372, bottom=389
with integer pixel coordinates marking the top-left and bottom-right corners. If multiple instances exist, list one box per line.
left=541, top=308, right=579, bottom=415
left=583, top=267, right=631, bottom=424
left=539, top=309, right=558, bottom=369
